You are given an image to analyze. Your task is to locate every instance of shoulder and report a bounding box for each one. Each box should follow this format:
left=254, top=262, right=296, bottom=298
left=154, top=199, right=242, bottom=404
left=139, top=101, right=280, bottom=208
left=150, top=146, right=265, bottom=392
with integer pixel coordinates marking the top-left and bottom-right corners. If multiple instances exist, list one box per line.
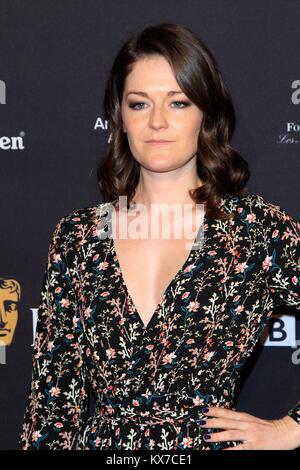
left=51, top=202, right=112, bottom=251
left=223, top=192, right=300, bottom=243
left=61, top=201, right=111, bottom=225
left=223, top=192, right=299, bottom=224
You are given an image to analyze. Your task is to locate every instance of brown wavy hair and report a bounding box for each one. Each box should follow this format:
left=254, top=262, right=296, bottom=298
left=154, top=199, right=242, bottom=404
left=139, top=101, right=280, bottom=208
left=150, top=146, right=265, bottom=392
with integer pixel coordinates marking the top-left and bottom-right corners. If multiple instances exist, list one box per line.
left=97, top=22, right=250, bottom=220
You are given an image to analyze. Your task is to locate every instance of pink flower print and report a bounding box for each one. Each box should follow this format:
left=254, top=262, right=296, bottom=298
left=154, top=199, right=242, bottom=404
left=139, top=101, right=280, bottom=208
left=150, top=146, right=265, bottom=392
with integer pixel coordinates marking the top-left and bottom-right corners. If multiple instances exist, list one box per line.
left=133, top=400, right=140, bottom=407
left=188, top=300, right=200, bottom=312
left=162, top=352, right=176, bottom=365
left=208, top=250, right=217, bottom=256
left=236, top=305, right=244, bottom=314
left=53, top=253, right=61, bottom=263
left=234, top=262, right=248, bottom=274
left=54, top=422, right=63, bottom=428
left=187, top=338, right=195, bottom=344
left=85, top=348, right=91, bottom=357
left=32, top=430, right=42, bottom=442
left=106, top=348, right=116, bottom=360
left=55, top=286, right=62, bottom=294
left=104, top=405, right=114, bottom=415
left=92, top=254, right=99, bottom=261
left=101, top=291, right=110, bottom=297
left=83, top=306, right=92, bottom=319
left=292, top=276, right=298, bottom=285
left=183, top=263, right=195, bottom=273
left=231, top=249, right=240, bottom=258
left=193, top=396, right=204, bottom=406
left=203, top=351, right=214, bottom=362
left=72, top=316, right=79, bottom=328
left=272, top=229, right=279, bottom=238
left=182, top=436, right=193, bottom=448
left=146, top=344, right=154, bottom=350
left=50, top=387, right=61, bottom=397
left=182, top=291, right=190, bottom=299
left=149, top=439, right=155, bottom=449
left=93, top=351, right=100, bottom=362
left=99, top=261, right=109, bottom=270
left=225, top=341, right=234, bottom=347
left=262, top=255, right=272, bottom=271
left=246, top=213, right=256, bottom=223
left=61, top=298, right=70, bottom=308
left=47, top=341, right=54, bottom=351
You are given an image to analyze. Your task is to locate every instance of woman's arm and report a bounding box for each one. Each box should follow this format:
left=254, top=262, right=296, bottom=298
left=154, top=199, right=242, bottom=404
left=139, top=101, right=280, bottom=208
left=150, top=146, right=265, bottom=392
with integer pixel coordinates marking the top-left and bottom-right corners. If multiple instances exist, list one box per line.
left=198, top=200, right=300, bottom=450
left=265, top=202, right=300, bottom=428
left=18, top=216, right=89, bottom=450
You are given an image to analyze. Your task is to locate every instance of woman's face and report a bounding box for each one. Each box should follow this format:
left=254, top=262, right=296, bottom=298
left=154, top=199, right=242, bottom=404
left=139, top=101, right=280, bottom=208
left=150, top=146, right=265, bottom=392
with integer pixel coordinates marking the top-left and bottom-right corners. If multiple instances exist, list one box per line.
left=121, top=55, right=203, bottom=173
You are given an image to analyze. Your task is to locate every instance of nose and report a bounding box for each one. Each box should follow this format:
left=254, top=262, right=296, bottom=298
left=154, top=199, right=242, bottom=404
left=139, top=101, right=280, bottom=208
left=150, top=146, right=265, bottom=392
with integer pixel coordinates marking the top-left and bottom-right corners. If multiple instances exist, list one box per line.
left=0, top=306, right=7, bottom=328
left=148, top=104, right=168, bottom=129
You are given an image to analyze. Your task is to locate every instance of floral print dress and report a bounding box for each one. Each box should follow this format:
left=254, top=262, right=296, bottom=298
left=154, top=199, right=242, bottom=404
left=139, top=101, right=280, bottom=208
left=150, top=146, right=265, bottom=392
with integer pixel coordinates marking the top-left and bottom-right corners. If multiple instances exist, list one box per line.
left=18, top=193, right=300, bottom=450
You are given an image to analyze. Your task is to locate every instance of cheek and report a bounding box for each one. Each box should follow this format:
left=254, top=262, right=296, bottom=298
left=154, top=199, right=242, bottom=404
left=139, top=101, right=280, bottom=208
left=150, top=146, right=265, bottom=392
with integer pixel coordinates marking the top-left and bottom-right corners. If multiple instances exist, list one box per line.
left=179, top=122, right=201, bottom=142
left=8, top=314, right=18, bottom=326
left=125, top=117, right=144, bottom=136
left=178, top=112, right=202, bottom=134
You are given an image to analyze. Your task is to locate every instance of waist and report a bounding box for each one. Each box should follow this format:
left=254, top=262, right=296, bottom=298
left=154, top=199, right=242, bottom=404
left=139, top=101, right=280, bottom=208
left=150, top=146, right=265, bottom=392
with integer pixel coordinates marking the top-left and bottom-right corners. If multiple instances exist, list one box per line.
left=94, top=390, right=235, bottom=426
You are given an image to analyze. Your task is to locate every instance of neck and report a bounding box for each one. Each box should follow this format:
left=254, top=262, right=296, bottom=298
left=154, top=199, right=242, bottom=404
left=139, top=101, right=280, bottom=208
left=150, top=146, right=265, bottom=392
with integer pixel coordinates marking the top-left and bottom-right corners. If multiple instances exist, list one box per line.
left=132, top=170, right=203, bottom=211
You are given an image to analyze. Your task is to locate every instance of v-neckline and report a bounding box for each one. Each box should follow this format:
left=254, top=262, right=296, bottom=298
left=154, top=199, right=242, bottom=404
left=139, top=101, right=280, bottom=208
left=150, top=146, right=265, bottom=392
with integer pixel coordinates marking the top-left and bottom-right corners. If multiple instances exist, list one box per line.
left=108, top=203, right=211, bottom=332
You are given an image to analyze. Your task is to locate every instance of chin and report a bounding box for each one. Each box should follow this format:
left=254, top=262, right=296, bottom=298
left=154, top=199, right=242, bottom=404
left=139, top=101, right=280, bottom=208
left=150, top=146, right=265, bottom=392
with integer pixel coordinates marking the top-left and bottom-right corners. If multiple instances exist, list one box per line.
left=142, top=161, right=182, bottom=173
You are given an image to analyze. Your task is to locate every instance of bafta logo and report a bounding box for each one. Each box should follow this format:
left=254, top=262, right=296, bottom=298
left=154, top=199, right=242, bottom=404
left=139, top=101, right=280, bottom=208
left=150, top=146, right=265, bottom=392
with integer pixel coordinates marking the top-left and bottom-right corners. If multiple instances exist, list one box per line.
left=0, top=277, right=21, bottom=347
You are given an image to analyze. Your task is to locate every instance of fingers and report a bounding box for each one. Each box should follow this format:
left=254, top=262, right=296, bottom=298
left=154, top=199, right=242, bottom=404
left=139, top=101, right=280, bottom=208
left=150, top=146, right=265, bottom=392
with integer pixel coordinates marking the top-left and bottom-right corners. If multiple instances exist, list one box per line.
left=203, top=429, right=248, bottom=443
left=199, top=407, right=271, bottom=449
left=223, top=445, right=245, bottom=450
left=199, top=417, right=249, bottom=430
left=203, top=406, right=259, bottom=423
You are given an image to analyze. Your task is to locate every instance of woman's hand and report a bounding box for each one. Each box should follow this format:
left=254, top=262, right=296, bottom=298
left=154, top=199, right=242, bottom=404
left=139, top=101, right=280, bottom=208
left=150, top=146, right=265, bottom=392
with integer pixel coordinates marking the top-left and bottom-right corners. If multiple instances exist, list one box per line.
left=199, top=407, right=300, bottom=450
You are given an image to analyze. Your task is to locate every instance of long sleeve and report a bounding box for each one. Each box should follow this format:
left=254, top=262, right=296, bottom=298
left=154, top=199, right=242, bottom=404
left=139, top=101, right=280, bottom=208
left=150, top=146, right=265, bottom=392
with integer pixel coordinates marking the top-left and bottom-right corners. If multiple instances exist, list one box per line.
left=18, top=216, right=89, bottom=450
left=265, top=202, right=300, bottom=425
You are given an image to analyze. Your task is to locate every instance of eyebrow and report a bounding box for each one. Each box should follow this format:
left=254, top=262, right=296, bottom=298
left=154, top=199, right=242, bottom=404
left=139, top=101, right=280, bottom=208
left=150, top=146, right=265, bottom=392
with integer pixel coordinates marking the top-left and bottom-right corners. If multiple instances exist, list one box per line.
left=125, top=90, right=184, bottom=98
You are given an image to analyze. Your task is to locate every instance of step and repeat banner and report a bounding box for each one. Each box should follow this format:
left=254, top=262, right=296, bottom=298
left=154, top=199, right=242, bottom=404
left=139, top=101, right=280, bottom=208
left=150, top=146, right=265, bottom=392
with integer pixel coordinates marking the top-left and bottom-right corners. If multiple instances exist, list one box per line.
left=0, top=0, right=299, bottom=450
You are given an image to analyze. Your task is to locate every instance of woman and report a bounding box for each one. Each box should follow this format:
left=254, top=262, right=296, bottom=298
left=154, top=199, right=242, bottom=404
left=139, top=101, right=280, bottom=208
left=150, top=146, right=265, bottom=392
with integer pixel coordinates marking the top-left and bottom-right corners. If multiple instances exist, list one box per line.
left=18, top=23, right=300, bottom=450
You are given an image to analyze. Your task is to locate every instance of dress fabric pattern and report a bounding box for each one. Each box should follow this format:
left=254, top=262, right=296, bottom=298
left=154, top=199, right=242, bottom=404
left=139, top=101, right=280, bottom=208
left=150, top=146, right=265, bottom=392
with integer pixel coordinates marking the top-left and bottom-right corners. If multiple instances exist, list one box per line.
left=18, top=193, right=300, bottom=450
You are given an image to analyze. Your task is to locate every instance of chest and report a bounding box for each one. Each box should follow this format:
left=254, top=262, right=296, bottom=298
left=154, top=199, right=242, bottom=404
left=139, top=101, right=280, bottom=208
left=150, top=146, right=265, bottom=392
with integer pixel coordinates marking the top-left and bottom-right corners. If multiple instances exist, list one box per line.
left=111, top=209, right=203, bottom=327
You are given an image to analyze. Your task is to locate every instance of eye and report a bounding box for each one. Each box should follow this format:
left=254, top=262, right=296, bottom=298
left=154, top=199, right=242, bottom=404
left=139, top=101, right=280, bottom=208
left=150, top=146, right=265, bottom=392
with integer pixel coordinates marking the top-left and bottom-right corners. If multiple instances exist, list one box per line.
left=4, top=301, right=17, bottom=313
left=128, top=102, right=146, bottom=110
left=128, top=100, right=191, bottom=110
left=171, top=101, right=191, bottom=108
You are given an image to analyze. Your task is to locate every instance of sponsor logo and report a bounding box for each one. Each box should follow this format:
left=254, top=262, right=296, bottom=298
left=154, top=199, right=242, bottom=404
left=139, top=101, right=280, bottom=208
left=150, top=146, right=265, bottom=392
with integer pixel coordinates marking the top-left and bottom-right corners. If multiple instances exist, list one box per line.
left=0, top=131, right=25, bottom=150
left=0, top=80, right=6, bottom=104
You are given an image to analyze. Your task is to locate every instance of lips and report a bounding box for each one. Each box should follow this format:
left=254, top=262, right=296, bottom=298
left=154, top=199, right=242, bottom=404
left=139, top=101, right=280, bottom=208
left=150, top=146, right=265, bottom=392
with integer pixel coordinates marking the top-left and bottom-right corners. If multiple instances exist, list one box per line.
left=146, top=140, right=174, bottom=143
